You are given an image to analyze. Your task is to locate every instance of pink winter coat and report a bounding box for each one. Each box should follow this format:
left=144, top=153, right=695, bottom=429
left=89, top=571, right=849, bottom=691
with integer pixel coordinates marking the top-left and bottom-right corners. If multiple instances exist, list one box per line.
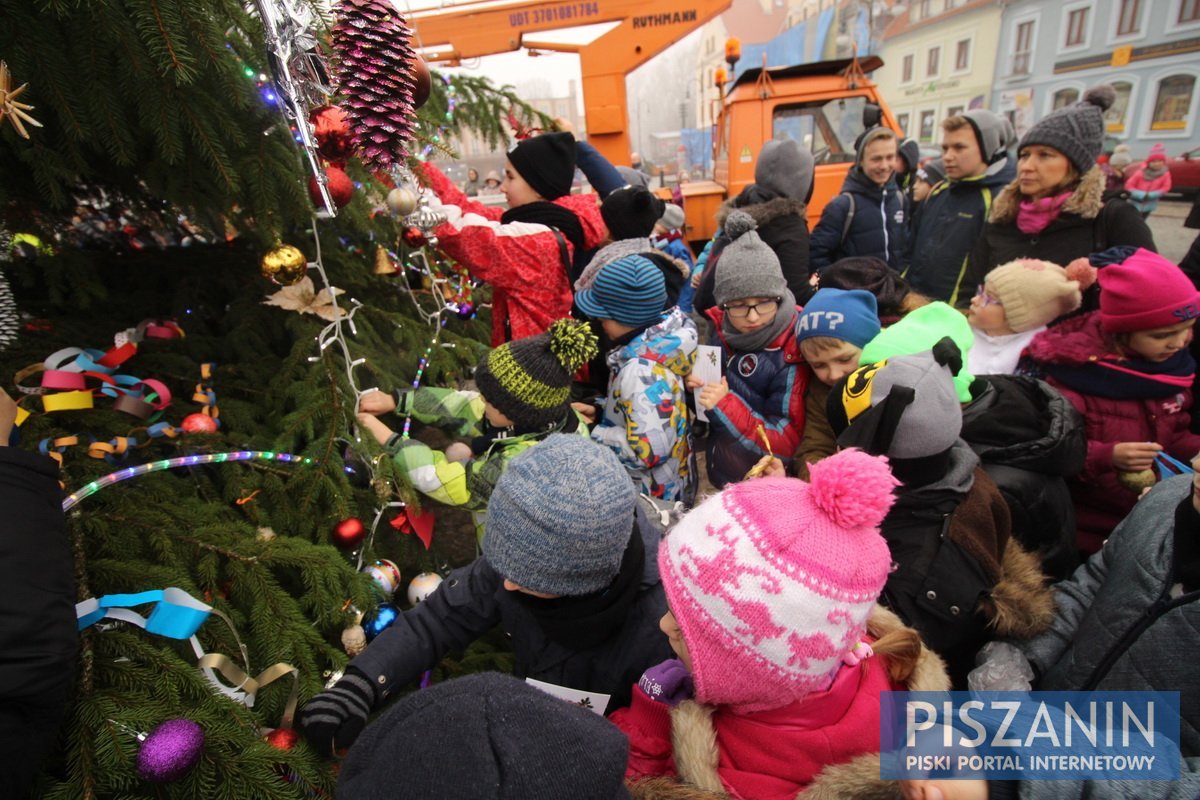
left=1123, top=164, right=1172, bottom=195
left=1026, top=312, right=1200, bottom=555
left=419, top=163, right=607, bottom=346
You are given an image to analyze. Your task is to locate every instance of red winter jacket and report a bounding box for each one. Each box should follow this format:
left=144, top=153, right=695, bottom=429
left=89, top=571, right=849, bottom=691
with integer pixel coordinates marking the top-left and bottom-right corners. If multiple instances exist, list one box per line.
left=420, top=163, right=607, bottom=346
left=1026, top=312, right=1200, bottom=554
left=613, top=648, right=894, bottom=800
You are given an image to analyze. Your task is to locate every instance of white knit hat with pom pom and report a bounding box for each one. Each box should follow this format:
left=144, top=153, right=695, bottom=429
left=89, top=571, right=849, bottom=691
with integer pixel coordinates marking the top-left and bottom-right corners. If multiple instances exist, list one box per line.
left=984, top=258, right=1088, bottom=332
left=658, top=448, right=899, bottom=713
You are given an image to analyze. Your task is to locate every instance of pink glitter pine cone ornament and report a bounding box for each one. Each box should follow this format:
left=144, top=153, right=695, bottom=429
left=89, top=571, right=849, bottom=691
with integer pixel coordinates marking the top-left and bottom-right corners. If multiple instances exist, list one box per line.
left=331, top=0, right=420, bottom=172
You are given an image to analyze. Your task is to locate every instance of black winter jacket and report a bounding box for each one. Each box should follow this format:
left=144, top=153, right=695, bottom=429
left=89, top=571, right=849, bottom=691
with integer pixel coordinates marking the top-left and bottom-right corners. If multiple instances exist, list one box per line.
left=961, top=376, right=1086, bottom=581
left=958, top=166, right=1155, bottom=309
left=694, top=188, right=813, bottom=312
left=904, top=160, right=1016, bottom=305
left=0, top=448, right=78, bottom=699
left=350, top=515, right=672, bottom=714
left=809, top=168, right=908, bottom=272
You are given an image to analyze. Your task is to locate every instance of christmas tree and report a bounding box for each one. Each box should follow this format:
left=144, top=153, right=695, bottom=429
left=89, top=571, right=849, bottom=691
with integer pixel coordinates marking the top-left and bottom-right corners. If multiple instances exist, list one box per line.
left=1, top=0, right=548, bottom=796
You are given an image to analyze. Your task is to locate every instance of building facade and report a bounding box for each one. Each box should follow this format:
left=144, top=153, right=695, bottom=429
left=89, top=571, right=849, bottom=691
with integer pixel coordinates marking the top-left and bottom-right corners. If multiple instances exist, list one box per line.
left=991, top=0, right=1200, bottom=158
left=875, top=0, right=1004, bottom=146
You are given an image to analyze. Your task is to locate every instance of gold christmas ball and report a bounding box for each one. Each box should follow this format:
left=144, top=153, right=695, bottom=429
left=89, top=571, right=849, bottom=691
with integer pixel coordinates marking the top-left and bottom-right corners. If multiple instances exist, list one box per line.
left=386, top=187, right=418, bottom=217
left=260, top=244, right=308, bottom=286
left=1117, top=469, right=1157, bottom=493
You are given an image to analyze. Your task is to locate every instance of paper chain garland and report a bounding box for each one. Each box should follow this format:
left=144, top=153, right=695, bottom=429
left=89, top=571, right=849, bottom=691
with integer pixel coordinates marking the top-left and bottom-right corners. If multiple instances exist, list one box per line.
left=77, top=587, right=300, bottom=729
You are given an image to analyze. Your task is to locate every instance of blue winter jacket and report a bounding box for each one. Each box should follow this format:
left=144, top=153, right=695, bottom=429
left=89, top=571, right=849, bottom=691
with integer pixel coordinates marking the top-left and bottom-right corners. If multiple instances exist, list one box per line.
left=809, top=168, right=908, bottom=272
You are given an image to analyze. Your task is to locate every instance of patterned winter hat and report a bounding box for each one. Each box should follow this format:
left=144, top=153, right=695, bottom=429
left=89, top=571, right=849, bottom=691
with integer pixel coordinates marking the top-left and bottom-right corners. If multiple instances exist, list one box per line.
left=659, top=448, right=898, bottom=713
left=984, top=259, right=1084, bottom=333
left=574, top=254, right=667, bottom=327
left=474, top=319, right=598, bottom=428
left=827, top=340, right=964, bottom=459
left=1098, top=248, right=1200, bottom=333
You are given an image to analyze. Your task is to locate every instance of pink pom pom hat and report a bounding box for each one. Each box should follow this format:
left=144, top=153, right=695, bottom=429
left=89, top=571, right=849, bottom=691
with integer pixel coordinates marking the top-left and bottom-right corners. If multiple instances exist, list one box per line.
left=658, top=448, right=899, bottom=713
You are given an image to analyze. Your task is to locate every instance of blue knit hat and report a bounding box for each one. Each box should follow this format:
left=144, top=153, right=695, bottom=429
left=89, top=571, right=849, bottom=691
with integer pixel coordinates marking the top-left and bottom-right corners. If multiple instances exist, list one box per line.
left=795, top=288, right=881, bottom=348
left=574, top=254, right=666, bottom=327
left=483, top=434, right=636, bottom=596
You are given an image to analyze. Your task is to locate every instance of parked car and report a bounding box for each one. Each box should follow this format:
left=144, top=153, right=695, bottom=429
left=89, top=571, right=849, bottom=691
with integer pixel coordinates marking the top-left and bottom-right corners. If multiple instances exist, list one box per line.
left=1168, top=145, right=1200, bottom=197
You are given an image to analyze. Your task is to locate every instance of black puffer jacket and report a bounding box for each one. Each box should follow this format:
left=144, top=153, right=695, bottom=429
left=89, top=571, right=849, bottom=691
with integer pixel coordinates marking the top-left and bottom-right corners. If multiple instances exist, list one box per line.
left=350, top=514, right=672, bottom=714
left=958, top=167, right=1155, bottom=309
left=0, top=448, right=78, bottom=699
left=961, top=376, right=1086, bottom=581
left=694, top=189, right=812, bottom=312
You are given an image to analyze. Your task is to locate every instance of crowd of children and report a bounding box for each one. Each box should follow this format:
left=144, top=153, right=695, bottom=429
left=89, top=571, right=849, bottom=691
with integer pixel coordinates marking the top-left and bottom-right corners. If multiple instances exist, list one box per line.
left=295, top=82, right=1200, bottom=798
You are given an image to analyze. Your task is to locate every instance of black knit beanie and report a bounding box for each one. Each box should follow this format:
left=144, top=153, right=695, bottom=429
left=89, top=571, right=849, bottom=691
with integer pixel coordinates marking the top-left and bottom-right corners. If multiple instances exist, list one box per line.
left=337, top=672, right=632, bottom=800
left=601, top=186, right=665, bottom=240
left=507, top=132, right=577, bottom=200
left=474, top=319, right=598, bottom=428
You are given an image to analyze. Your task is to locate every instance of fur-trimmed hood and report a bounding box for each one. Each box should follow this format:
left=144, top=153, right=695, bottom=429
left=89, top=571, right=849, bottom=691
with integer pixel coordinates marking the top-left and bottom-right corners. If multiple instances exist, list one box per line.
left=716, top=194, right=808, bottom=230
left=626, top=606, right=951, bottom=800
left=989, top=165, right=1105, bottom=224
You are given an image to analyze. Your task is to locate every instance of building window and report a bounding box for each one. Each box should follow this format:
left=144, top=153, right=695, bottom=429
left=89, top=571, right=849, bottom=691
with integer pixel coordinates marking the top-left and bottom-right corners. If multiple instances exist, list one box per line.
left=902, top=54, right=914, bottom=83
left=1012, top=20, right=1034, bottom=75
left=1106, top=80, right=1134, bottom=133
left=947, top=105, right=964, bottom=118
left=1064, top=6, right=1089, bottom=48
left=927, top=46, right=941, bottom=78
left=913, top=0, right=932, bottom=21
left=1180, top=0, right=1200, bottom=24
left=919, top=109, right=936, bottom=141
left=1116, top=0, right=1141, bottom=36
left=1151, top=74, right=1196, bottom=131
left=954, top=39, right=970, bottom=72
left=1052, top=87, right=1080, bottom=109
left=897, top=113, right=910, bottom=136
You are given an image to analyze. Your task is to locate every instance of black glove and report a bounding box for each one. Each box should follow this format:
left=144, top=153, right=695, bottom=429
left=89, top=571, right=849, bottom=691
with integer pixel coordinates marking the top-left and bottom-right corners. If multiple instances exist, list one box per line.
left=297, top=667, right=376, bottom=756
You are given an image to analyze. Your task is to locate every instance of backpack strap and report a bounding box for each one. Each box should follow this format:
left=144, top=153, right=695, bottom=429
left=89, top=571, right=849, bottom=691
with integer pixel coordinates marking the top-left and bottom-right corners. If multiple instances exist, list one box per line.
left=839, top=192, right=856, bottom=247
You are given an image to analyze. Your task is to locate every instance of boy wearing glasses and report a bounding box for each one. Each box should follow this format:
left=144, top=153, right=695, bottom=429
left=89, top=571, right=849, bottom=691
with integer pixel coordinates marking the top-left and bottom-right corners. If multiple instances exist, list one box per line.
left=967, top=258, right=1085, bottom=376
left=687, top=211, right=810, bottom=487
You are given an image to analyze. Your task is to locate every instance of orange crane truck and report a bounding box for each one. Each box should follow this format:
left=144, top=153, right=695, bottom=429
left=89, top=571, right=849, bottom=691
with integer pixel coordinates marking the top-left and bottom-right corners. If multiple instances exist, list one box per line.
left=409, top=0, right=900, bottom=248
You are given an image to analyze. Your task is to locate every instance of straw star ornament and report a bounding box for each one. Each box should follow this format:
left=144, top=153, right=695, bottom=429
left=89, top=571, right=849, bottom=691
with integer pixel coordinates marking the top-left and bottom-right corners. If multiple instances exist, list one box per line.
left=0, top=61, right=42, bottom=139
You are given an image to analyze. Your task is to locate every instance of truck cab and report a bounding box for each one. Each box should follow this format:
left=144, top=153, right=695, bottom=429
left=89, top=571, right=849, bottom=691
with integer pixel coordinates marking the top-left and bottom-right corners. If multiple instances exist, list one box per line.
left=682, top=55, right=900, bottom=248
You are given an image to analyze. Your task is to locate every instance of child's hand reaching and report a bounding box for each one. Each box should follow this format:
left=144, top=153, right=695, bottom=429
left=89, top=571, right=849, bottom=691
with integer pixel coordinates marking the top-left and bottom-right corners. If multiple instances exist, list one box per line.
left=357, top=390, right=397, bottom=415
left=444, top=442, right=472, bottom=463
left=685, top=374, right=705, bottom=390
left=356, top=412, right=395, bottom=445
left=1112, top=441, right=1162, bottom=471
left=697, top=377, right=730, bottom=410
left=900, top=779, right=989, bottom=800
left=638, top=659, right=694, bottom=707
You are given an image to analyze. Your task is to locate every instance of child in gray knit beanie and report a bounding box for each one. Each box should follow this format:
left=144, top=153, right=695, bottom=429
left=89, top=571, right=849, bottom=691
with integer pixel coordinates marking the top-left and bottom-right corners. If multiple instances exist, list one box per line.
left=297, top=435, right=673, bottom=757
left=687, top=210, right=810, bottom=487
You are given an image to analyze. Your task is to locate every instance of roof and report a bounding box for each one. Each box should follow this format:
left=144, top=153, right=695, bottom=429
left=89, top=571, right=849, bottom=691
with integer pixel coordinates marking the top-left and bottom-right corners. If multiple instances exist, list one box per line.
left=882, top=0, right=997, bottom=41
left=732, top=55, right=885, bottom=88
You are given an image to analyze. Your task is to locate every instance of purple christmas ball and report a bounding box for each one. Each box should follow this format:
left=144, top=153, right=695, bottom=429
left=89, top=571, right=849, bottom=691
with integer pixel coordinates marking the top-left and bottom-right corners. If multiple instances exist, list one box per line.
left=456, top=302, right=475, bottom=320
left=137, top=718, right=205, bottom=783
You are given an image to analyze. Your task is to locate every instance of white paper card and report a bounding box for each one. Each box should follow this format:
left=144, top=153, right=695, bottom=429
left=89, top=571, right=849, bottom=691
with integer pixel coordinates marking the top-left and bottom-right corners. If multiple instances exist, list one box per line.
left=525, top=678, right=611, bottom=715
left=692, top=344, right=723, bottom=422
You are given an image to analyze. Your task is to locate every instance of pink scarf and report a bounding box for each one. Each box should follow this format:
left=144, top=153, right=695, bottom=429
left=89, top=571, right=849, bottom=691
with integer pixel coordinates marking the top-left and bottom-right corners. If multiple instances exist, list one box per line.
left=1017, top=191, right=1071, bottom=234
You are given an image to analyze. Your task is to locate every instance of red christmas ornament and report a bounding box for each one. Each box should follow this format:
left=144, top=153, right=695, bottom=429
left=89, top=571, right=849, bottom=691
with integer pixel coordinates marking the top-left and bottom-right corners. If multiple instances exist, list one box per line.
left=181, top=413, right=218, bottom=434
left=411, top=57, right=432, bottom=110
left=264, top=728, right=300, bottom=752
left=332, top=517, right=367, bottom=549
left=309, top=105, right=353, bottom=164
left=402, top=227, right=427, bottom=248
left=307, top=166, right=355, bottom=209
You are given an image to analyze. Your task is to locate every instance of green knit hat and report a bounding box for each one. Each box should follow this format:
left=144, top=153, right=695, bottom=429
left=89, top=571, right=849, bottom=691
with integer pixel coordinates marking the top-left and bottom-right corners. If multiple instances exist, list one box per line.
left=860, top=302, right=976, bottom=402
left=474, top=319, right=598, bottom=428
